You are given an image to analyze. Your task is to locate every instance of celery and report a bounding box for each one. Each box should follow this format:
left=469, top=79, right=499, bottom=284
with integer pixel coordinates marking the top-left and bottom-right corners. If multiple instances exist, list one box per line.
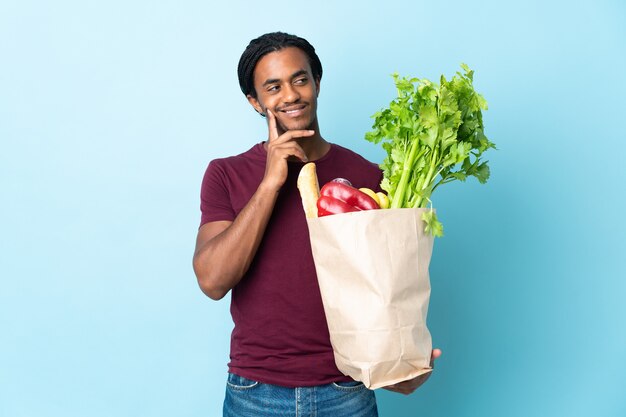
left=365, top=65, right=496, bottom=237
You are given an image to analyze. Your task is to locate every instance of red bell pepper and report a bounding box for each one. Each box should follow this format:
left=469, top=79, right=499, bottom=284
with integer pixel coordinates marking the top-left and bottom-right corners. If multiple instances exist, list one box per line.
left=317, top=182, right=380, bottom=217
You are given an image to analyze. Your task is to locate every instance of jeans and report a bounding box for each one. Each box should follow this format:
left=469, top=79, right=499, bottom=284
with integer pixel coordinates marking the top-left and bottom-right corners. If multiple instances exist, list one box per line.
left=223, top=373, right=378, bottom=417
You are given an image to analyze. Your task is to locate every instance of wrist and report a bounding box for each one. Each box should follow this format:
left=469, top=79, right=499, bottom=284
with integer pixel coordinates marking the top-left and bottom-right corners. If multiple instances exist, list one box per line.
left=258, top=179, right=282, bottom=195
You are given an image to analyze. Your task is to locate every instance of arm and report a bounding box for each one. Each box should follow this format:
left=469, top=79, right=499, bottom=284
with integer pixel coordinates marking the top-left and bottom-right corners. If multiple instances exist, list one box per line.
left=192, top=110, right=313, bottom=300
left=192, top=183, right=278, bottom=300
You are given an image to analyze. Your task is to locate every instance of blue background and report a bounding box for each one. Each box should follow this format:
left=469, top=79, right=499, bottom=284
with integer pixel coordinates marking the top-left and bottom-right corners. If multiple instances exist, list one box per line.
left=1, top=0, right=625, bottom=416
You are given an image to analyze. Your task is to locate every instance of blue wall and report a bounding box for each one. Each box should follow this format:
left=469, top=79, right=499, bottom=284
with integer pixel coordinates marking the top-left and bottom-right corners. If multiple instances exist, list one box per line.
left=1, top=1, right=624, bottom=416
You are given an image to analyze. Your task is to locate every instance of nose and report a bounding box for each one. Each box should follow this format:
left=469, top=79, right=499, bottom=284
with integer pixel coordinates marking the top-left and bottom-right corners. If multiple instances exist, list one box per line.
left=282, top=83, right=300, bottom=103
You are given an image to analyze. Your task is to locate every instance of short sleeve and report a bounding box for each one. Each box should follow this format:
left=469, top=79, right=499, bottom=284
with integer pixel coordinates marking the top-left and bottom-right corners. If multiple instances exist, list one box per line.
left=199, top=160, right=235, bottom=227
left=372, top=168, right=384, bottom=193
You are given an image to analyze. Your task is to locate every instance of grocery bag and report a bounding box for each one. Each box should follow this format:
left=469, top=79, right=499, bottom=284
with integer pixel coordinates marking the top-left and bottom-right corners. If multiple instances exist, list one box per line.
left=306, top=207, right=434, bottom=389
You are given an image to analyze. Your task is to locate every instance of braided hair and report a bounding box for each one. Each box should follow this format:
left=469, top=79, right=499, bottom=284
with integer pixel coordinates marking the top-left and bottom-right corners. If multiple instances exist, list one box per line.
left=237, top=32, right=323, bottom=99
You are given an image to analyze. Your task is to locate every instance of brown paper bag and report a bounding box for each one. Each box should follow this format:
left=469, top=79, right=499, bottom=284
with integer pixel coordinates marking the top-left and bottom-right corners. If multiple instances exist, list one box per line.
left=306, top=207, right=434, bottom=389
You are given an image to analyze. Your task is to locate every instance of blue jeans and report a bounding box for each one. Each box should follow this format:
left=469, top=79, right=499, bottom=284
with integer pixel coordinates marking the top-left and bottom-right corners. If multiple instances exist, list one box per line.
left=223, top=373, right=378, bottom=417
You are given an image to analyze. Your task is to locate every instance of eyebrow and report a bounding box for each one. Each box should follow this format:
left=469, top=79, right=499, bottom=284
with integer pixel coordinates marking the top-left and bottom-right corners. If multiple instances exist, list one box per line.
left=262, top=69, right=309, bottom=87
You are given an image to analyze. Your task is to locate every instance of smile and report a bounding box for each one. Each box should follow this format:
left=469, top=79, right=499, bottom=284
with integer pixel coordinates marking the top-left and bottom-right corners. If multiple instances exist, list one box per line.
left=280, top=105, right=307, bottom=118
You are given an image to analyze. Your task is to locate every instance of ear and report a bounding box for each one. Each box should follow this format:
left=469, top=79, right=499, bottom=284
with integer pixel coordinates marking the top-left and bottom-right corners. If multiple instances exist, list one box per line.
left=247, top=94, right=265, bottom=116
left=315, top=78, right=321, bottom=97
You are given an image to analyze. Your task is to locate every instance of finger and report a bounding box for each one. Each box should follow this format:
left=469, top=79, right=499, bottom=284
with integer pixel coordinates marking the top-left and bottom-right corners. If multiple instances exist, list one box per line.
left=272, top=143, right=308, bottom=162
left=269, top=142, right=308, bottom=162
left=430, top=348, right=442, bottom=368
left=271, top=129, right=315, bottom=146
left=267, top=109, right=279, bottom=142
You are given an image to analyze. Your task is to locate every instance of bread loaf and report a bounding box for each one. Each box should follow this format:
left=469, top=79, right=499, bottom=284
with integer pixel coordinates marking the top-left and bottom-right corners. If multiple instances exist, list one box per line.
left=297, top=162, right=320, bottom=218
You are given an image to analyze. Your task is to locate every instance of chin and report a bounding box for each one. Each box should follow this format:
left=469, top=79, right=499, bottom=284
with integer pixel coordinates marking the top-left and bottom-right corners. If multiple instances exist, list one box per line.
left=280, top=116, right=316, bottom=132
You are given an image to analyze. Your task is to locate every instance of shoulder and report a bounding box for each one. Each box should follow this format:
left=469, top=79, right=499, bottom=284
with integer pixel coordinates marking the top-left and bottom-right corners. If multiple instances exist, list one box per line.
left=316, top=143, right=382, bottom=190
left=330, top=143, right=380, bottom=171
left=203, top=143, right=264, bottom=175
left=209, top=144, right=260, bottom=166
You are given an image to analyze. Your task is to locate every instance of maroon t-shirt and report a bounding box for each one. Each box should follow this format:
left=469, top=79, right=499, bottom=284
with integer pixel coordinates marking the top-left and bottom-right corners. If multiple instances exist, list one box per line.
left=199, top=142, right=383, bottom=387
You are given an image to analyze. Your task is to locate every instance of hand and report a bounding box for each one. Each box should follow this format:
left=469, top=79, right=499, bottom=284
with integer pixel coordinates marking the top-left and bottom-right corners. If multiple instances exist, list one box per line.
left=382, top=348, right=442, bottom=395
left=261, top=109, right=314, bottom=192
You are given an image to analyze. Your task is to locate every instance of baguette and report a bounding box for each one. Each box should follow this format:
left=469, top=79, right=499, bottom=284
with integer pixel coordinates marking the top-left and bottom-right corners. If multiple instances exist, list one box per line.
left=297, top=162, right=320, bottom=218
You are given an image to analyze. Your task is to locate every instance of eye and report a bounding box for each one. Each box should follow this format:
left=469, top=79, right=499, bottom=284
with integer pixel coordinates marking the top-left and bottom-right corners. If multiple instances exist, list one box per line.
left=294, top=77, right=308, bottom=85
left=267, top=85, right=280, bottom=93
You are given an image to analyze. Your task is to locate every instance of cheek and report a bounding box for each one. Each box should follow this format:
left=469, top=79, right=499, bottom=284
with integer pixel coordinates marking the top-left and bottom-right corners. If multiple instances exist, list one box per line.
left=260, top=98, right=277, bottom=111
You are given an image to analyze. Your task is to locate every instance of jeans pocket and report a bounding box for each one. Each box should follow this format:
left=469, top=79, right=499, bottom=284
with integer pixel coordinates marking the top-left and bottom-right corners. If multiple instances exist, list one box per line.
left=226, top=373, right=260, bottom=390
left=331, top=380, right=366, bottom=391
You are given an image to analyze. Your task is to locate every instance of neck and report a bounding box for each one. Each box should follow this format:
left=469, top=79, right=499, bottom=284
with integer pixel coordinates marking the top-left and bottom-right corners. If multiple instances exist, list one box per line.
left=296, top=118, right=328, bottom=161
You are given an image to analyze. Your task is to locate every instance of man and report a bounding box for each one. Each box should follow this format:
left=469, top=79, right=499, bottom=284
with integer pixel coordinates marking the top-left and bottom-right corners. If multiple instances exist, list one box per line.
left=193, top=32, right=441, bottom=416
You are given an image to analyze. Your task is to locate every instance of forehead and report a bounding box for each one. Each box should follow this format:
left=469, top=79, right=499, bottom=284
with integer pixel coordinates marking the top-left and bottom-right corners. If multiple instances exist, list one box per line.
left=253, top=47, right=312, bottom=84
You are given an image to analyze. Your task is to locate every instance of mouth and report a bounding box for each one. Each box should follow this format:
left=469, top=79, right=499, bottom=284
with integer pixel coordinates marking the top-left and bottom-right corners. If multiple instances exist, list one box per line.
left=279, top=104, right=307, bottom=118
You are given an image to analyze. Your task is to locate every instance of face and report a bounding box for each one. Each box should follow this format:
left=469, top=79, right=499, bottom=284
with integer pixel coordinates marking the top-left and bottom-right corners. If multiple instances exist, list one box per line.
left=247, top=47, right=320, bottom=134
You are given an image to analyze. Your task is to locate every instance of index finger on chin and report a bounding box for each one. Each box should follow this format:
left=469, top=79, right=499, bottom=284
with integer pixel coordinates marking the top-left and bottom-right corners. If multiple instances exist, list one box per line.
left=267, top=109, right=279, bottom=142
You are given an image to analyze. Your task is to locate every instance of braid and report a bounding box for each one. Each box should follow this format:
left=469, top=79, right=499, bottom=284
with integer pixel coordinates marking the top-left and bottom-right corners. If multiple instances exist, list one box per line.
left=237, top=32, right=323, bottom=98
